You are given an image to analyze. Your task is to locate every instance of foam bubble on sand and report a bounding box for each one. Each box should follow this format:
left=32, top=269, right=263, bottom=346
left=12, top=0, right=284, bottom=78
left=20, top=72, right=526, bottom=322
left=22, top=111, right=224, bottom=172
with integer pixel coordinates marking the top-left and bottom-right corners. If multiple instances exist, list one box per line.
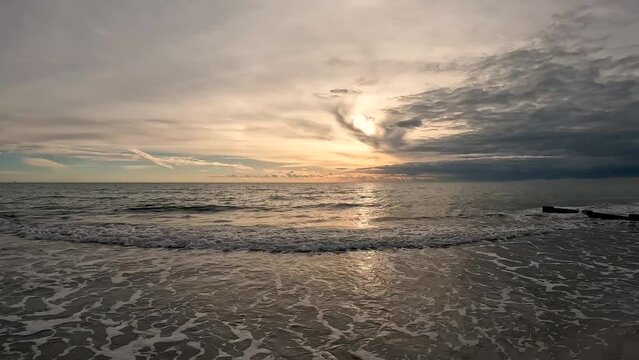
left=97, top=313, right=205, bottom=359
left=110, top=289, right=142, bottom=312
left=350, top=348, right=386, bottom=360
left=225, top=322, right=271, bottom=359
left=15, top=316, right=81, bottom=336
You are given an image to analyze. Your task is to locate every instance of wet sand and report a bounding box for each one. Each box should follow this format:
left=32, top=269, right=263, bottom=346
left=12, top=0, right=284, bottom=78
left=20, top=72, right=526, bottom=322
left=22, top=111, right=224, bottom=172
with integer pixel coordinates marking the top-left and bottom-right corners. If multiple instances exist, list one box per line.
left=1, top=228, right=638, bottom=359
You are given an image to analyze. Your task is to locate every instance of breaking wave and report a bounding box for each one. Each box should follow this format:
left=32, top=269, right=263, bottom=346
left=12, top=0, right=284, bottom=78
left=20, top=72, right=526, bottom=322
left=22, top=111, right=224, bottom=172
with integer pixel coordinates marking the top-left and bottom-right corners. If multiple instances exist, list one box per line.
left=2, top=182, right=638, bottom=253
left=0, top=216, right=580, bottom=253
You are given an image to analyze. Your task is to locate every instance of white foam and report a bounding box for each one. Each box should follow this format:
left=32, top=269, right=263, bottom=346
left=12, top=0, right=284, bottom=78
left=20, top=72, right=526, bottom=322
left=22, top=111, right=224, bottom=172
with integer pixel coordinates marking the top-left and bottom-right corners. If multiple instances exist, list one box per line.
left=225, top=322, right=272, bottom=359
left=2, top=202, right=637, bottom=252
left=350, top=348, right=385, bottom=360
left=97, top=313, right=204, bottom=359
left=110, top=289, right=142, bottom=312
left=0, top=217, right=567, bottom=253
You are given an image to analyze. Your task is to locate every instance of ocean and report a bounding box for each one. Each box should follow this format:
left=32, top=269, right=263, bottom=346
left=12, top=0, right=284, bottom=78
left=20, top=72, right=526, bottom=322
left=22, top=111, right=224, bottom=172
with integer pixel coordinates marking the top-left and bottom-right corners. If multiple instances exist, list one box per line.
left=1, top=180, right=638, bottom=359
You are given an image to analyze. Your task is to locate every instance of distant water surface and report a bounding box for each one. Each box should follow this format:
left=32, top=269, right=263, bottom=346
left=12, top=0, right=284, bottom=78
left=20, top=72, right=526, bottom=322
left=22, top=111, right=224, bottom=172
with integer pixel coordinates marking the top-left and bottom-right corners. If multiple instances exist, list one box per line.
left=1, top=179, right=638, bottom=251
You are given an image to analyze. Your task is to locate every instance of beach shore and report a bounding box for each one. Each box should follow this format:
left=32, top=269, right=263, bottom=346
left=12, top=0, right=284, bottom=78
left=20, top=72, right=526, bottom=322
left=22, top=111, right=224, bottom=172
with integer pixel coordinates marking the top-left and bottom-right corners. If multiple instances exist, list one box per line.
left=1, top=229, right=638, bottom=359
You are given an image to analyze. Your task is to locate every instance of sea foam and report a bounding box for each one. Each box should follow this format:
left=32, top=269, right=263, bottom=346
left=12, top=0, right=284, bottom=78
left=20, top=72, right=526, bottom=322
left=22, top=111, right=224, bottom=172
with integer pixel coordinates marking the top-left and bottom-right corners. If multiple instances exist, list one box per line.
left=0, top=215, right=580, bottom=253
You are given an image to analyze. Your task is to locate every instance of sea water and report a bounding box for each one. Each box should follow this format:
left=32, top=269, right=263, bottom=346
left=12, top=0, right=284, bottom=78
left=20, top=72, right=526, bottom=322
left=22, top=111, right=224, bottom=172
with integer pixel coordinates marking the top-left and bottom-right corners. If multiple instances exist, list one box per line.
left=1, top=179, right=638, bottom=359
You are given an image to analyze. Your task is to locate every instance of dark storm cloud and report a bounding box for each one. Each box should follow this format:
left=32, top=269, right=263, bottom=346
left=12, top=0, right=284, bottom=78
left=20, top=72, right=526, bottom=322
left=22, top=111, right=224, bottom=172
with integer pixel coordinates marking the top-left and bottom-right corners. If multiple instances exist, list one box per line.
left=363, top=157, right=639, bottom=181
left=369, top=4, right=639, bottom=180
left=394, top=118, right=423, bottom=129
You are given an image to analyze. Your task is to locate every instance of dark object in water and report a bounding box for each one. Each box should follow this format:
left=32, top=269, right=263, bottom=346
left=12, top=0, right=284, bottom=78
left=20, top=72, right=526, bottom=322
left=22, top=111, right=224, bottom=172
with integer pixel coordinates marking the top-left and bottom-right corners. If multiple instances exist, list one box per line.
left=542, top=206, right=579, bottom=214
left=582, top=210, right=628, bottom=220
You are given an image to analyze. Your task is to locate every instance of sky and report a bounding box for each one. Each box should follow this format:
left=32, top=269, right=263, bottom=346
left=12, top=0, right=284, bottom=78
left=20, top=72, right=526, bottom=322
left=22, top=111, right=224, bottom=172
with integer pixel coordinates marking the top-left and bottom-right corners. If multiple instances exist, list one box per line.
left=1, top=0, right=638, bottom=182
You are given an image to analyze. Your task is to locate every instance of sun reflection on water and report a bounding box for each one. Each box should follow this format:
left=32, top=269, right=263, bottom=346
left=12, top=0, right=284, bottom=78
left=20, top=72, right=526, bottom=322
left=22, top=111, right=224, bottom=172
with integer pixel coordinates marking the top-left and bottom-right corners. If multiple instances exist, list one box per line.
left=352, top=183, right=381, bottom=228
left=349, top=251, right=392, bottom=294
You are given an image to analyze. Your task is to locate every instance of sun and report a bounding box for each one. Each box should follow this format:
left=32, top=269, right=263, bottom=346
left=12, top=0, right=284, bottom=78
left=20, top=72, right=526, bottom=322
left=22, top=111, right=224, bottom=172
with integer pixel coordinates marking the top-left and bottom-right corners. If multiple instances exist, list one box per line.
left=351, top=114, right=377, bottom=136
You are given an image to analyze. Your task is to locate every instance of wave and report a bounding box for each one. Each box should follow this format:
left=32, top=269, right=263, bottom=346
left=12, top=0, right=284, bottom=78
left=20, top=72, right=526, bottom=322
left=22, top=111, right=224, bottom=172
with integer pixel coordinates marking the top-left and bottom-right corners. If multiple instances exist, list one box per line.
left=126, top=204, right=246, bottom=213
left=0, top=217, right=577, bottom=253
left=290, top=202, right=376, bottom=210
left=372, top=215, right=437, bottom=222
left=3, top=202, right=636, bottom=253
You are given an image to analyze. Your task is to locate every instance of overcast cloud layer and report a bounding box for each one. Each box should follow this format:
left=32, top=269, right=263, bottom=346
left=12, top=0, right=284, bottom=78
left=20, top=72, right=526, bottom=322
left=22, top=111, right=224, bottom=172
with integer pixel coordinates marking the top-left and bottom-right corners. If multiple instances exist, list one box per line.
left=0, top=0, right=637, bottom=181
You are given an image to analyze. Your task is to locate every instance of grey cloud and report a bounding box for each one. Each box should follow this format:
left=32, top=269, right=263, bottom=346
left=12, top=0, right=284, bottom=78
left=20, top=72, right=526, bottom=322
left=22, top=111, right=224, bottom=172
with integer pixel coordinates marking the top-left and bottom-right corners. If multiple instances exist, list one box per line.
left=362, top=157, right=639, bottom=181
left=326, top=57, right=467, bottom=74
left=330, top=89, right=357, bottom=94
left=373, top=3, right=639, bottom=180
left=315, top=88, right=361, bottom=99
left=6, top=0, right=552, bottom=117
left=0, top=114, right=214, bottom=150
left=395, top=118, right=423, bottom=129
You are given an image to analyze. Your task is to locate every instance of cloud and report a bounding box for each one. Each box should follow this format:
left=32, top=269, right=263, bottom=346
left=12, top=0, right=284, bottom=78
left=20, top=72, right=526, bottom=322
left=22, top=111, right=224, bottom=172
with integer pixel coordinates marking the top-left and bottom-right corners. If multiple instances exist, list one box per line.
left=331, top=103, right=380, bottom=147
left=22, top=157, right=67, bottom=169
left=315, top=88, right=361, bottom=99
left=355, top=78, right=378, bottom=86
left=330, top=88, right=360, bottom=95
left=130, top=149, right=252, bottom=171
left=120, top=164, right=154, bottom=170
left=160, top=157, right=253, bottom=171
left=394, top=118, right=422, bottom=129
left=3, top=0, right=636, bottom=181
left=366, top=3, right=639, bottom=180
left=361, top=157, right=639, bottom=181
left=130, top=149, right=173, bottom=169
left=244, top=116, right=334, bottom=141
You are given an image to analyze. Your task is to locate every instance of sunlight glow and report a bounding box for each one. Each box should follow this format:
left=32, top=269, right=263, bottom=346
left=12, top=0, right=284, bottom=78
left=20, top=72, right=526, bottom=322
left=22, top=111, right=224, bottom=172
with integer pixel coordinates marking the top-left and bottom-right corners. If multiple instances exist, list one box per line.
left=352, top=114, right=377, bottom=136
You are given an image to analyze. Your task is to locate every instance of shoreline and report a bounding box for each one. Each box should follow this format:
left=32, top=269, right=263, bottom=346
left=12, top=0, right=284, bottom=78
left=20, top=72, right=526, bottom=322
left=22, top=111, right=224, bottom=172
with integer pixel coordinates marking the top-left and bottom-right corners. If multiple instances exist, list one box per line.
left=1, top=230, right=638, bottom=359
